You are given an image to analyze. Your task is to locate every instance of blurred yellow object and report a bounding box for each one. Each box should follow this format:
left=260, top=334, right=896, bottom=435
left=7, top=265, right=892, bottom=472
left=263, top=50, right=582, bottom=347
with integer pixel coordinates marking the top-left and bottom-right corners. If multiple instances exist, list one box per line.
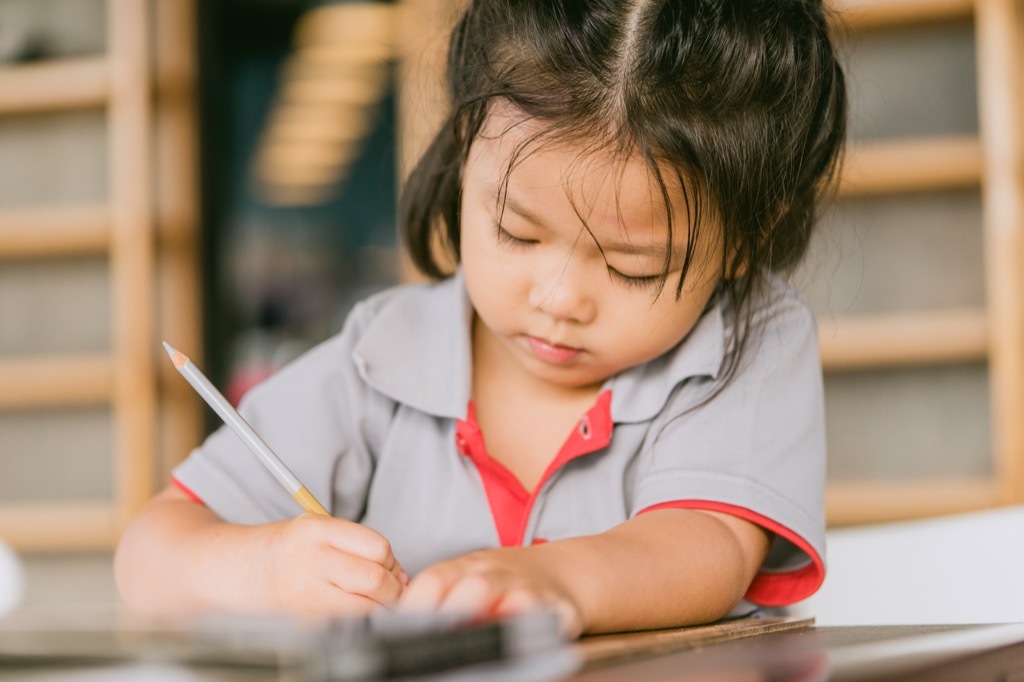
left=253, top=3, right=397, bottom=206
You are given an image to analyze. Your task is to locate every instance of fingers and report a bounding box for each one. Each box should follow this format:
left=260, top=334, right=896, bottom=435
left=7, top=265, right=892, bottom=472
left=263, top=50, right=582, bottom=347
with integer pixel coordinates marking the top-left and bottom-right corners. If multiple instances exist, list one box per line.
left=321, top=547, right=405, bottom=607
left=398, top=563, right=583, bottom=637
left=399, top=566, right=521, bottom=619
left=269, top=515, right=408, bottom=612
left=314, top=515, right=409, bottom=585
left=398, top=567, right=450, bottom=612
left=493, top=587, right=543, bottom=616
left=295, top=578, right=382, bottom=617
left=497, top=589, right=583, bottom=638
left=277, top=547, right=404, bottom=614
left=431, top=574, right=500, bottom=617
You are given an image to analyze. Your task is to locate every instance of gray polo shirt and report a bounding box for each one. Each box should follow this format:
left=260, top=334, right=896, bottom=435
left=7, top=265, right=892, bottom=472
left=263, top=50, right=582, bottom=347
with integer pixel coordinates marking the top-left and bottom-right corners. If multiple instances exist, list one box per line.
left=173, top=271, right=825, bottom=607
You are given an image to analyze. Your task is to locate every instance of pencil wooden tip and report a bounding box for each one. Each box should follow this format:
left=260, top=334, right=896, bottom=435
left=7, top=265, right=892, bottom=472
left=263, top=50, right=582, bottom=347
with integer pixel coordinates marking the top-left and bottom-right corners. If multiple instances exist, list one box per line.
left=162, top=341, right=189, bottom=369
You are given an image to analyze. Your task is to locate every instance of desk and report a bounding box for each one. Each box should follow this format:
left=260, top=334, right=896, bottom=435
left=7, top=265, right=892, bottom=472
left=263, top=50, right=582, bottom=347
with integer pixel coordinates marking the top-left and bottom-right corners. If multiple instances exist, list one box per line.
left=2, top=612, right=1024, bottom=681
left=572, top=622, right=1024, bottom=681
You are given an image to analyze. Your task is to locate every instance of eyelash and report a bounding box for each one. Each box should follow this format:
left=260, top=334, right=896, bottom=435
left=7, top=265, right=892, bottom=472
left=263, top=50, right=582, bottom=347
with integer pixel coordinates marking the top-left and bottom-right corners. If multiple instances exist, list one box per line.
left=608, top=268, right=663, bottom=290
left=494, top=223, right=535, bottom=249
left=494, top=223, right=663, bottom=290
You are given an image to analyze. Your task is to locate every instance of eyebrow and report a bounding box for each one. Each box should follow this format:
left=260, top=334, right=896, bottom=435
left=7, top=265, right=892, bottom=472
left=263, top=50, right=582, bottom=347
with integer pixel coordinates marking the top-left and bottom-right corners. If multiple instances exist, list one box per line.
left=500, top=191, right=670, bottom=261
left=498, top=192, right=547, bottom=229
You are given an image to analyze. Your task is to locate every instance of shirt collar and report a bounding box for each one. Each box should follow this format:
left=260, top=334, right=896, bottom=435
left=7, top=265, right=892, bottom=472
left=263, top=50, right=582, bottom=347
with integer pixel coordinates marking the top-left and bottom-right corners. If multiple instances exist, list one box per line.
left=353, top=271, right=726, bottom=423
left=353, top=272, right=474, bottom=420
left=607, top=297, right=726, bottom=423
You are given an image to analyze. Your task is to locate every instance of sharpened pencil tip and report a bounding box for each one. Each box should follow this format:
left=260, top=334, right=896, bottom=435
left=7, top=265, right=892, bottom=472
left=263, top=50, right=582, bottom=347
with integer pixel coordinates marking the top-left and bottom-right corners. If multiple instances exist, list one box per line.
left=162, top=341, right=189, bottom=369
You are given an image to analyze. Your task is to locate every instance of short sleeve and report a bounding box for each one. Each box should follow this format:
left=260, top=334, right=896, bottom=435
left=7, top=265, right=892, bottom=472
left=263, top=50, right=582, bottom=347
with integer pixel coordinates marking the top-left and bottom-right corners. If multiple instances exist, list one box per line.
left=631, top=290, right=826, bottom=606
left=171, top=301, right=394, bottom=525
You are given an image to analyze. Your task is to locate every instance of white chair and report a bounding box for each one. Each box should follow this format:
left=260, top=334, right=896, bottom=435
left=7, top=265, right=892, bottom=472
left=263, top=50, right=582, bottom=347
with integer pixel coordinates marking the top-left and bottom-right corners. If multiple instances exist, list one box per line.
left=788, top=505, right=1024, bottom=625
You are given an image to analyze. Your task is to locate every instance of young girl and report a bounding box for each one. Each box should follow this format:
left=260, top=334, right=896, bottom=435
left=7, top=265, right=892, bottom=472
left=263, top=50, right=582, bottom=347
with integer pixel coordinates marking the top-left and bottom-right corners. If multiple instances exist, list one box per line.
left=116, top=0, right=846, bottom=636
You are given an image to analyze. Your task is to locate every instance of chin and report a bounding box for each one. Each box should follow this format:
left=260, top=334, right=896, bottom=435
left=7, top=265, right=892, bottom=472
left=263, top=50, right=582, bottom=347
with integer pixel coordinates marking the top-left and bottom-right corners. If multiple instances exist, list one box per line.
left=533, top=366, right=607, bottom=391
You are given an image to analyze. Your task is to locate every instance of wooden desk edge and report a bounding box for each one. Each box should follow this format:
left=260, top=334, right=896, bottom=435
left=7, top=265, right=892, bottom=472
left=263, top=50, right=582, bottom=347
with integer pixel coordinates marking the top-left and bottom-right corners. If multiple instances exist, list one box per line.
left=576, top=615, right=815, bottom=667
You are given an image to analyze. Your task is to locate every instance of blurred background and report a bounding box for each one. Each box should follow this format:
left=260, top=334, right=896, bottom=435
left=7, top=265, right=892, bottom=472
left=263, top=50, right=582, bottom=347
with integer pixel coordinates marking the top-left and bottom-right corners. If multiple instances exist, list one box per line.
left=0, top=0, right=1021, bottom=614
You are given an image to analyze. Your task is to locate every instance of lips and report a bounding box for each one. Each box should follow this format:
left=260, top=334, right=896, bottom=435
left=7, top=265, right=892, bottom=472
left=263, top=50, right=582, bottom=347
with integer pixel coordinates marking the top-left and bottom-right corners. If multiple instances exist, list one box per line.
left=525, top=336, right=582, bottom=364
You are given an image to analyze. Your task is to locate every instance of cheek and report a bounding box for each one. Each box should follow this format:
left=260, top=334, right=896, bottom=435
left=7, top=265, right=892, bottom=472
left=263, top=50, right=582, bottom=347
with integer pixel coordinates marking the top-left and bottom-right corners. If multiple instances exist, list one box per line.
left=459, top=212, right=504, bottom=270
left=461, top=244, right=519, bottom=324
left=612, top=298, right=703, bottom=354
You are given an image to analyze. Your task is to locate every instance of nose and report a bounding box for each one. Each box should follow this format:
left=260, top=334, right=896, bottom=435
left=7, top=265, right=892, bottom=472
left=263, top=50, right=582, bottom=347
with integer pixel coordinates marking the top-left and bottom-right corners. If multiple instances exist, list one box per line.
left=527, top=261, right=597, bottom=324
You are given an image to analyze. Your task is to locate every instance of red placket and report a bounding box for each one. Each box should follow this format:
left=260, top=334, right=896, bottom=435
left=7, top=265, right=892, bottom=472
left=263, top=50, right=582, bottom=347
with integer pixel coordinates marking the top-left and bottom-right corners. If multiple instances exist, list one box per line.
left=454, top=390, right=613, bottom=546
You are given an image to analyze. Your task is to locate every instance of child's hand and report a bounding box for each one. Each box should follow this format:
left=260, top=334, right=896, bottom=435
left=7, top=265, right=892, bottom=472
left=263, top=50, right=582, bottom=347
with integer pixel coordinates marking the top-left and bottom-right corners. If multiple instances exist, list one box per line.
left=398, top=547, right=583, bottom=637
left=257, top=513, right=409, bottom=616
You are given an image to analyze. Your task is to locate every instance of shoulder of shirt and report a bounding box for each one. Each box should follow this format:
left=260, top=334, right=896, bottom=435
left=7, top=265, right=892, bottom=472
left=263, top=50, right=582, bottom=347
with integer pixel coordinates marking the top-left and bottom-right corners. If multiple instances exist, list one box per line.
left=743, top=273, right=818, bottom=342
left=340, top=276, right=458, bottom=337
left=322, top=274, right=472, bottom=419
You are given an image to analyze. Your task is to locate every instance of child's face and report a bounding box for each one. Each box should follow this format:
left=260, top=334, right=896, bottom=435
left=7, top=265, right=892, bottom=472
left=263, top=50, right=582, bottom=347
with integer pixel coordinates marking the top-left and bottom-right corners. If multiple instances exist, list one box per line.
left=460, top=109, right=724, bottom=391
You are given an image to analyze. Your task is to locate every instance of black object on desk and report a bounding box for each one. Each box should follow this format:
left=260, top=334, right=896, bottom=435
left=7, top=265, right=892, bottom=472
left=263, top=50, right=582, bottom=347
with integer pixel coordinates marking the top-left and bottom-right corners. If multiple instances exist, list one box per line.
left=6, top=610, right=1024, bottom=681
left=0, top=607, right=577, bottom=680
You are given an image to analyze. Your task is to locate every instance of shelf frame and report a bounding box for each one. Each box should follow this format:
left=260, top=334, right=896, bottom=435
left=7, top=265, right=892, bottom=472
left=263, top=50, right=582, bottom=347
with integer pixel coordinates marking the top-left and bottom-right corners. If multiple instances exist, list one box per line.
left=0, top=58, right=109, bottom=115
left=0, top=355, right=113, bottom=409
left=826, top=478, right=997, bottom=526
left=839, top=136, right=982, bottom=197
left=820, top=0, right=1024, bottom=525
left=831, top=0, right=974, bottom=31
left=0, top=0, right=202, bottom=553
left=0, top=502, right=117, bottom=553
left=976, top=0, right=1024, bottom=505
left=0, top=205, right=110, bottom=259
left=819, top=309, right=988, bottom=371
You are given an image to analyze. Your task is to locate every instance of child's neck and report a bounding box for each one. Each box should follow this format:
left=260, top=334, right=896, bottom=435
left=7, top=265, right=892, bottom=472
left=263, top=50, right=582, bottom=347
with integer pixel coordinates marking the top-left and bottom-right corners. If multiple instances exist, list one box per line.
left=471, top=316, right=603, bottom=491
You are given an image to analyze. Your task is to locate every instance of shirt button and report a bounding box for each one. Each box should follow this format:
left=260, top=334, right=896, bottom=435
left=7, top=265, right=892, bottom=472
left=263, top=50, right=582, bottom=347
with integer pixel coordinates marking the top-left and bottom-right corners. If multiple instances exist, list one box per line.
left=578, top=416, right=592, bottom=439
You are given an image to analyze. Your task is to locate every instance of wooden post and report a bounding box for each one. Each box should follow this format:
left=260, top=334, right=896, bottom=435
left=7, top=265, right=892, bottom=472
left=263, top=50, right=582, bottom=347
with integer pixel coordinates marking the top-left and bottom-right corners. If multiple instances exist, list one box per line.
left=108, top=0, right=158, bottom=529
left=154, top=0, right=204, bottom=480
left=975, top=0, right=1024, bottom=504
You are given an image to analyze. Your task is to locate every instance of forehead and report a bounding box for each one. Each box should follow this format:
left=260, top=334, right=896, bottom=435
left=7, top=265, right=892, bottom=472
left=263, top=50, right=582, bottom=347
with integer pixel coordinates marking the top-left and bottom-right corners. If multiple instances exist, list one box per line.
left=467, top=106, right=688, bottom=232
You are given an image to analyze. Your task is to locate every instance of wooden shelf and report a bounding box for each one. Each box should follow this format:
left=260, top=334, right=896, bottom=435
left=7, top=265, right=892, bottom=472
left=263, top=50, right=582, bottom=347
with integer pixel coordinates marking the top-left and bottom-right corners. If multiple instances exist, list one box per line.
left=976, top=0, right=1024, bottom=506
left=827, top=478, right=997, bottom=525
left=839, top=135, right=982, bottom=197
left=0, top=57, right=109, bottom=116
left=0, top=355, right=113, bottom=409
left=0, top=501, right=116, bottom=552
left=0, top=1, right=202, bottom=552
left=0, top=205, right=110, bottom=259
left=832, top=0, right=973, bottom=31
left=820, top=308, right=988, bottom=371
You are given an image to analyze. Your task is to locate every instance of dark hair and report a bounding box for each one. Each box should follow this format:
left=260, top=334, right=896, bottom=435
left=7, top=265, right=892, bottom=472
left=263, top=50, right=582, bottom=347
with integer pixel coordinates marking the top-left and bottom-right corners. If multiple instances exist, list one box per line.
left=401, top=0, right=846, bottom=382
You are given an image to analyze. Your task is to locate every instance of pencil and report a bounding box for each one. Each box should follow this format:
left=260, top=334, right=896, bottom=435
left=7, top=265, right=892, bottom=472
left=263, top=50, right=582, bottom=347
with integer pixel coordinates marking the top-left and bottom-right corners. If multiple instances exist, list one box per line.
left=162, top=341, right=330, bottom=516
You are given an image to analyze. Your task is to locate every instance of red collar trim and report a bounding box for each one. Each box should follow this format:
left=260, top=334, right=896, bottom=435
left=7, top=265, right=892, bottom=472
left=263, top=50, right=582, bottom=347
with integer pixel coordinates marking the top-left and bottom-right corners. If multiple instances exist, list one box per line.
left=455, top=390, right=613, bottom=546
left=172, top=477, right=205, bottom=506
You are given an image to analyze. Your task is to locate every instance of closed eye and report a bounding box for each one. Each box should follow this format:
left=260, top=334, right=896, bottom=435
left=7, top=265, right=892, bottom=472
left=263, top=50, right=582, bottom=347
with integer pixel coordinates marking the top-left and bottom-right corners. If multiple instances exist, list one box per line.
left=494, top=223, right=537, bottom=248
left=608, top=266, right=663, bottom=290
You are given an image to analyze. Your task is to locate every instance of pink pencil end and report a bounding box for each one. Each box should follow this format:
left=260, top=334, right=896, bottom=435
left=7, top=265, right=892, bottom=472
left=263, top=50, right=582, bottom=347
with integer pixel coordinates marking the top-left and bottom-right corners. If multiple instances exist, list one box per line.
left=162, top=341, right=189, bottom=369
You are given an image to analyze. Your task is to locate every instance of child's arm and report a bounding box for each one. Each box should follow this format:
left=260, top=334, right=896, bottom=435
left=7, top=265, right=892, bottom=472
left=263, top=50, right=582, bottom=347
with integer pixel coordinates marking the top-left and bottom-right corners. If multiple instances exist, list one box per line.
left=399, top=508, right=770, bottom=636
left=114, top=485, right=408, bottom=616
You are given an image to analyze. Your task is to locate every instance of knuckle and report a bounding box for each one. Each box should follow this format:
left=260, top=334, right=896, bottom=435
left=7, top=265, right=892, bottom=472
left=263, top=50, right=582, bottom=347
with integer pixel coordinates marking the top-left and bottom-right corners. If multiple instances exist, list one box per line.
left=360, top=562, right=391, bottom=593
left=366, top=535, right=392, bottom=563
left=506, top=587, right=540, bottom=608
left=288, top=514, right=320, bottom=541
left=460, top=572, right=493, bottom=592
left=405, top=567, right=448, bottom=603
left=413, top=567, right=444, bottom=591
